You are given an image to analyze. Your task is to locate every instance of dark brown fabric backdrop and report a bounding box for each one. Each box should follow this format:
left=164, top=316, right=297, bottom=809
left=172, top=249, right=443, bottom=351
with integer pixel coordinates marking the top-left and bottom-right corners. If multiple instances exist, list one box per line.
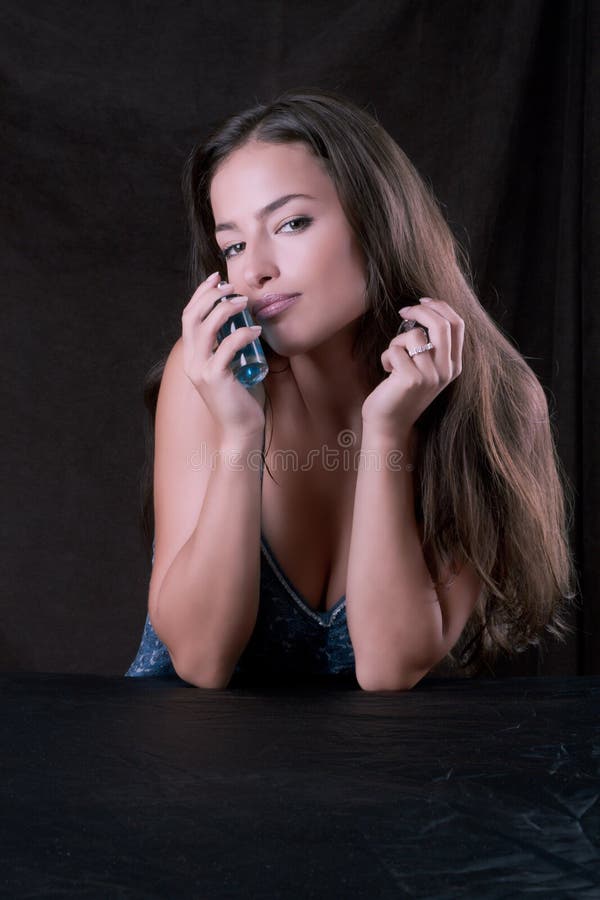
left=2, top=0, right=597, bottom=676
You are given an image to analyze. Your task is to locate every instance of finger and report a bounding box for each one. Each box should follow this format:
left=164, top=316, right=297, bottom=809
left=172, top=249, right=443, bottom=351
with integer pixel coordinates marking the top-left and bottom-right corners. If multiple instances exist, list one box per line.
left=392, top=325, right=436, bottom=354
left=394, top=320, right=448, bottom=375
left=182, top=271, right=223, bottom=316
left=397, top=300, right=453, bottom=330
left=182, top=276, right=233, bottom=346
left=427, top=300, right=465, bottom=376
left=418, top=298, right=464, bottom=374
left=208, top=324, right=263, bottom=376
left=198, top=295, right=250, bottom=359
left=394, top=298, right=464, bottom=380
left=383, top=332, right=439, bottom=378
left=182, top=274, right=239, bottom=335
left=200, top=284, right=237, bottom=322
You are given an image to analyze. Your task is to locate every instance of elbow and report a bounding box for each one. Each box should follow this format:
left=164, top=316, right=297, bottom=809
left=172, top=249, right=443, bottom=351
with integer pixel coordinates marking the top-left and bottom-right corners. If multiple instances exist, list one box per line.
left=171, top=649, right=235, bottom=691
left=182, top=675, right=231, bottom=691
left=174, top=659, right=233, bottom=690
left=148, top=606, right=235, bottom=690
left=353, top=628, right=444, bottom=692
left=355, top=656, right=433, bottom=692
left=356, top=669, right=424, bottom=692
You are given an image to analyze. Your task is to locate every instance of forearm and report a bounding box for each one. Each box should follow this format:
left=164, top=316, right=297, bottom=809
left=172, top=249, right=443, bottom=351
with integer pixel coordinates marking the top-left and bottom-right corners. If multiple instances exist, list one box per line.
left=152, top=432, right=263, bottom=689
left=346, top=424, right=443, bottom=690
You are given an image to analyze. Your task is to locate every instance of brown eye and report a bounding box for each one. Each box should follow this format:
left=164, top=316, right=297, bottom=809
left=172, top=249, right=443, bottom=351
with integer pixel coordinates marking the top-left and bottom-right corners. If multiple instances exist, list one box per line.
left=222, top=242, right=245, bottom=260
left=279, top=216, right=313, bottom=233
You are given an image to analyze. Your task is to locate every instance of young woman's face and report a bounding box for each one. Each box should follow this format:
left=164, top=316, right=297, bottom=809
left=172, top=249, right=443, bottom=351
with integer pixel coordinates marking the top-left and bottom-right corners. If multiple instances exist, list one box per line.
left=210, top=140, right=368, bottom=357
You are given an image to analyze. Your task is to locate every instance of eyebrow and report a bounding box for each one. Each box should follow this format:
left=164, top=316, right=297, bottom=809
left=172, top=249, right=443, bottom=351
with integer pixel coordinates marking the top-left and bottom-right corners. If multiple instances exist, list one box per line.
left=214, top=193, right=317, bottom=233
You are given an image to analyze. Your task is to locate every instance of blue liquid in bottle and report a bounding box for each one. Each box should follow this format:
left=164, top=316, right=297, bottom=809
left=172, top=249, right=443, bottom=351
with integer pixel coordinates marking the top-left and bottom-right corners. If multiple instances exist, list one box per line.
left=216, top=294, right=269, bottom=387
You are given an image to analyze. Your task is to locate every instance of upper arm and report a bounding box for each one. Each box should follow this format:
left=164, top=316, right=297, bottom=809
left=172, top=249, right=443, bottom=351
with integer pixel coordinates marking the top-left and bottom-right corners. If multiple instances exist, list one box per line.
left=147, top=336, right=219, bottom=630
left=434, top=558, right=482, bottom=654
left=415, top=521, right=482, bottom=663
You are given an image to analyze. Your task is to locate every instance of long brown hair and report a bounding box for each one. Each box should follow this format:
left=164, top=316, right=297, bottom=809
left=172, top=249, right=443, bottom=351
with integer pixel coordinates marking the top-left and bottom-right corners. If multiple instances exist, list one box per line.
left=140, top=88, right=579, bottom=675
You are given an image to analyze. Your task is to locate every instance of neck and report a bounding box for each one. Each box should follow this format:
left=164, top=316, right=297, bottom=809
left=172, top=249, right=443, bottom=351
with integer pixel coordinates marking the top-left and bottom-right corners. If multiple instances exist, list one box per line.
left=266, top=327, right=374, bottom=437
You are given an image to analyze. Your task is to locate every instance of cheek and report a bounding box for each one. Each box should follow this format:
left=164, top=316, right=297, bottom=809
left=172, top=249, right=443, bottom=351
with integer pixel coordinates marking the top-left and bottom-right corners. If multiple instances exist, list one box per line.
left=292, top=230, right=335, bottom=273
left=297, top=228, right=365, bottom=285
left=332, top=235, right=367, bottom=302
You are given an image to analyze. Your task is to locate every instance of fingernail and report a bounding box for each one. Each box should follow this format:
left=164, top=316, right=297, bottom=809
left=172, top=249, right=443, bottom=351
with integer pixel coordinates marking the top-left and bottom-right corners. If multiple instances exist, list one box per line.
left=217, top=280, right=230, bottom=289
left=420, top=297, right=433, bottom=302
left=250, top=325, right=262, bottom=331
left=207, top=271, right=220, bottom=281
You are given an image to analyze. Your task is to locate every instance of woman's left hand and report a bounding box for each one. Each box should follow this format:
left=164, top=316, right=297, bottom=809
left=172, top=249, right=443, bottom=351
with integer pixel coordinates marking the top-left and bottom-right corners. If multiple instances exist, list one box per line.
left=361, top=297, right=465, bottom=436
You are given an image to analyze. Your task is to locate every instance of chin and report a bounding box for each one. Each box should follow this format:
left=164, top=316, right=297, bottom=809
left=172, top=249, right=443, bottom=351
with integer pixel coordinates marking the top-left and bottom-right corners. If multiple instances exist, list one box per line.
left=263, top=333, right=310, bottom=359
left=262, top=317, right=356, bottom=359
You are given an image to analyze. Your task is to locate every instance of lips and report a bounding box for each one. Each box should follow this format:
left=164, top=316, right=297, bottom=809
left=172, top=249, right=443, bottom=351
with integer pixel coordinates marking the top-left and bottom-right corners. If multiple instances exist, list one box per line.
left=252, top=293, right=300, bottom=316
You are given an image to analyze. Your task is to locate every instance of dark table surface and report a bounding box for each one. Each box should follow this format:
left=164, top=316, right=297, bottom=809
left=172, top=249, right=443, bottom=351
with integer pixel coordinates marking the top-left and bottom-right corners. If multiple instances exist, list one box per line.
left=1, top=673, right=599, bottom=899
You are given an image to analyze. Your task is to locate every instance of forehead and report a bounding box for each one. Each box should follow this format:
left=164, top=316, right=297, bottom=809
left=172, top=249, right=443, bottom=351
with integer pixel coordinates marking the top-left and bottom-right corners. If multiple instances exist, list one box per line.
left=209, top=140, right=335, bottom=216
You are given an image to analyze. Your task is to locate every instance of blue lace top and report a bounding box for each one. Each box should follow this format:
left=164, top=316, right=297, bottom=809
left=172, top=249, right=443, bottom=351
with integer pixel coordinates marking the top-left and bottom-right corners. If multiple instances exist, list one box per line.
left=125, top=446, right=356, bottom=685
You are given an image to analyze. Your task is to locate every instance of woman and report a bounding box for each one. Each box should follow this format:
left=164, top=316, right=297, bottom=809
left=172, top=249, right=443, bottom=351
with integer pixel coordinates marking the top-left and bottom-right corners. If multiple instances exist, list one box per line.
left=126, top=88, right=577, bottom=690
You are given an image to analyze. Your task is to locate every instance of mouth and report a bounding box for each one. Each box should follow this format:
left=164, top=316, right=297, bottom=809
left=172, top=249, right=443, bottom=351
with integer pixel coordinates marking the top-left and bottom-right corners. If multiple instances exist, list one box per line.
left=253, top=293, right=300, bottom=319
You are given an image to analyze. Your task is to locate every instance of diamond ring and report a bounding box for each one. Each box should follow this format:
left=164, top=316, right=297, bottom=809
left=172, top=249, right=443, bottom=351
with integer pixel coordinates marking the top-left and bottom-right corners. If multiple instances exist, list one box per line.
left=407, top=342, right=435, bottom=358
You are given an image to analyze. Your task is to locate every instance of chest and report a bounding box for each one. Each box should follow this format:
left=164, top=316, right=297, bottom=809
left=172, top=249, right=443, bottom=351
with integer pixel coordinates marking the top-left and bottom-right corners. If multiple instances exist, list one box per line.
left=260, top=444, right=357, bottom=613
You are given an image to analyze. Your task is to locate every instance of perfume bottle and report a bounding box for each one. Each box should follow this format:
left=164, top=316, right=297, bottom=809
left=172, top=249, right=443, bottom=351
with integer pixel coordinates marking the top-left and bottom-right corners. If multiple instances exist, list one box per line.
left=216, top=293, right=269, bottom=387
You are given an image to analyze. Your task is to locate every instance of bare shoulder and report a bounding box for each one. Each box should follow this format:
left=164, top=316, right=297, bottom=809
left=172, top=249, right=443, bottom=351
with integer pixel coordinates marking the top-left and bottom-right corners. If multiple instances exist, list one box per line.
left=148, top=336, right=219, bottom=625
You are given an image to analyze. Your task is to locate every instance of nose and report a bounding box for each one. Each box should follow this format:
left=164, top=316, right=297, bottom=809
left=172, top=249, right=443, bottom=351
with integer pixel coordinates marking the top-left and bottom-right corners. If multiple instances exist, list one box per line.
left=241, top=237, right=279, bottom=291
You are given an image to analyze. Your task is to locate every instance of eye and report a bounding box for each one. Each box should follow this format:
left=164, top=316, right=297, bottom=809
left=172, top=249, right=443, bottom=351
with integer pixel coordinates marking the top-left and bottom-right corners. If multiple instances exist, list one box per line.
left=219, top=216, right=313, bottom=260
left=279, top=216, right=312, bottom=233
left=221, top=241, right=245, bottom=260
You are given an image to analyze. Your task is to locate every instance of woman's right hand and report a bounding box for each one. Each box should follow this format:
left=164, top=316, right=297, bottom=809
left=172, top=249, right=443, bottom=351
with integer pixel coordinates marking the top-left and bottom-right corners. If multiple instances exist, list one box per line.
left=181, top=271, right=266, bottom=439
